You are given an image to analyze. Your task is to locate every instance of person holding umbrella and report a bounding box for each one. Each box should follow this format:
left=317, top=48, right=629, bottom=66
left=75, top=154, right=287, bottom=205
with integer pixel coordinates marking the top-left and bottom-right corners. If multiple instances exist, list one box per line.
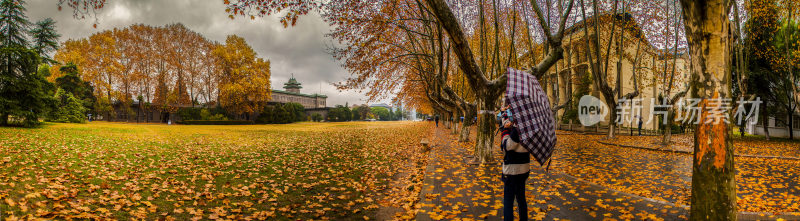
left=499, top=68, right=558, bottom=221
left=497, top=104, right=530, bottom=221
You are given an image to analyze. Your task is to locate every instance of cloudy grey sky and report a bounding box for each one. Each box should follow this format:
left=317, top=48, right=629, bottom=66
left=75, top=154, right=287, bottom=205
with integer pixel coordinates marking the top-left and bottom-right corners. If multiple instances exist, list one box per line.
left=26, top=0, right=387, bottom=107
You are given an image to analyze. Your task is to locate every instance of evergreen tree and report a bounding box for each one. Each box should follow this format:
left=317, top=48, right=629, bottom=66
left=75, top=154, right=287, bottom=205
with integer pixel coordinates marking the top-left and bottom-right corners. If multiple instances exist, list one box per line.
left=0, top=0, right=56, bottom=127
left=311, top=113, right=322, bottom=122
left=47, top=88, right=86, bottom=123
left=256, top=105, right=274, bottom=123
left=55, top=63, right=96, bottom=113
left=0, top=47, right=49, bottom=127
left=30, top=18, right=59, bottom=64
left=0, top=0, right=30, bottom=47
left=283, top=102, right=305, bottom=122
left=273, top=104, right=290, bottom=124
left=342, top=102, right=351, bottom=121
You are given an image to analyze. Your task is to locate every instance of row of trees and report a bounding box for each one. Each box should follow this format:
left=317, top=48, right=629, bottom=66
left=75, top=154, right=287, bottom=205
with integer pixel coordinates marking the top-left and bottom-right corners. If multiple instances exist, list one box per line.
left=257, top=103, right=305, bottom=124
left=52, top=24, right=272, bottom=121
left=326, top=104, right=410, bottom=122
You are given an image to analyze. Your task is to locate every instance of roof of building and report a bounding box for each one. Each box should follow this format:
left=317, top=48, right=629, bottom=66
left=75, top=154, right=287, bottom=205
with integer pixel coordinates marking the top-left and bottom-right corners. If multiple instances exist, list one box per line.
left=272, top=89, right=328, bottom=98
left=284, top=75, right=302, bottom=89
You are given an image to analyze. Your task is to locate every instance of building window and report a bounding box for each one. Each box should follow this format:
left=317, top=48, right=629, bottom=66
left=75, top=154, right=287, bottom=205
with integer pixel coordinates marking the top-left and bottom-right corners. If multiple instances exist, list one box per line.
left=795, top=115, right=800, bottom=129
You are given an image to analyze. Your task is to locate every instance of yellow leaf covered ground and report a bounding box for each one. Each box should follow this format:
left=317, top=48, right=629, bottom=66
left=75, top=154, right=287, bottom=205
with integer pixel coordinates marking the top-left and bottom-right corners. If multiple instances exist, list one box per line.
left=0, top=121, right=430, bottom=220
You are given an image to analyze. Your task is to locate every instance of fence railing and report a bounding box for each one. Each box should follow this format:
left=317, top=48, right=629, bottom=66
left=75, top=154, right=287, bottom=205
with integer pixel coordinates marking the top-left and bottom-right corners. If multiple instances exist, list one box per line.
left=557, top=120, right=695, bottom=136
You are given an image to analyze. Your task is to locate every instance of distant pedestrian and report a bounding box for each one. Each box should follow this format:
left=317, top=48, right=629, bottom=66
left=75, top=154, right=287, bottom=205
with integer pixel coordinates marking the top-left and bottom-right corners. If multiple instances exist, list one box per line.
left=497, top=104, right=529, bottom=221
left=638, top=115, right=643, bottom=136
left=435, top=116, right=439, bottom=127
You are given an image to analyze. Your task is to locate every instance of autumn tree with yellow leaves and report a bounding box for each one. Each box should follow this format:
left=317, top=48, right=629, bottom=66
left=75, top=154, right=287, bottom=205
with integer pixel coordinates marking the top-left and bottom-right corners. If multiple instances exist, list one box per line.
left=53, top=24, right=270, bottom=121
left=212, top=35, right=272, bottom=118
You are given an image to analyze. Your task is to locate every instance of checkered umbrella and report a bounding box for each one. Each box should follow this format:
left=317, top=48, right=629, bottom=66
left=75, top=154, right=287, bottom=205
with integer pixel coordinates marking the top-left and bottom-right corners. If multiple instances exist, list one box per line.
left=505, top=68, right=556, bottom=166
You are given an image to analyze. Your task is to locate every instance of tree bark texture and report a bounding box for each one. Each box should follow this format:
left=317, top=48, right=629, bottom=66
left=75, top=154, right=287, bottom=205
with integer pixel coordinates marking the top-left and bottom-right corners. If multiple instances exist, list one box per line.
left=679, top=0, right=737, bottom=220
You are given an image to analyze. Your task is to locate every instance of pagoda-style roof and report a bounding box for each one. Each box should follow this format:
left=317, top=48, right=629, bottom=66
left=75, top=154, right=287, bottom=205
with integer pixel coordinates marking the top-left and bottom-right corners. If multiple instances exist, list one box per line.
left=284, top=76, right=302, bottom=89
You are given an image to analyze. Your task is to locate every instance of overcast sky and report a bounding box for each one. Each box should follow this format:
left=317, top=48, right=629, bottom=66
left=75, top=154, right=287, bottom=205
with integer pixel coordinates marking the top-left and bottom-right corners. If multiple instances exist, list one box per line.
left=26, top=0, right=388, bottom=107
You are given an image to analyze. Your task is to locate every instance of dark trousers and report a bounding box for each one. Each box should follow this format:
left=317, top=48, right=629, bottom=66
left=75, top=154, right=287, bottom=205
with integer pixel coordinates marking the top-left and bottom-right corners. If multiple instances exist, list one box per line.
left=503, top=172, right=529, bottom=221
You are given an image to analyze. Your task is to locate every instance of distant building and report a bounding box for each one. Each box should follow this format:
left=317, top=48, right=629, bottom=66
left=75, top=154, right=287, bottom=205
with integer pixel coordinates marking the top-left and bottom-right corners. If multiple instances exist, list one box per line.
left=536, top=12, right=690, bottom=131
left=369, top=103, right=394, bottom=111
left=270, top=76, right=327, bottom=109
left=269, top=76, right=330, bottom=120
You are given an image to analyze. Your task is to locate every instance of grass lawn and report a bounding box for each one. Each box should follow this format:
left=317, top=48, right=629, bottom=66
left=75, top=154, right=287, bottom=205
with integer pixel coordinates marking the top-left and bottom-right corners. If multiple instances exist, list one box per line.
left=0, top=121, right=430, bottom=220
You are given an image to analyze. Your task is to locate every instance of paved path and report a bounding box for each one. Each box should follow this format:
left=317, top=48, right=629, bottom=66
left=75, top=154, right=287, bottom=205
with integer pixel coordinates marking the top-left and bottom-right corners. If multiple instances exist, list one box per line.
left=415, top=128, right=800, bottom=220
left=415, top=128, right=684, bottom=220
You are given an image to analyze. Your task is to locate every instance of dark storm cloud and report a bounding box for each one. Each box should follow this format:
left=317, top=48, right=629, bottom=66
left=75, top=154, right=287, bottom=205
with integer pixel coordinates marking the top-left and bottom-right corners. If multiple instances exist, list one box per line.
left=26, top=0, right=384, bottom=106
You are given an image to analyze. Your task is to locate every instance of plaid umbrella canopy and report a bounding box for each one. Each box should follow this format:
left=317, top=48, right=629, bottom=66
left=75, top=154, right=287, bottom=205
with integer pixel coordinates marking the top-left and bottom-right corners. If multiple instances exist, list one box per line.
left=504, top=68, right=557, bottom=166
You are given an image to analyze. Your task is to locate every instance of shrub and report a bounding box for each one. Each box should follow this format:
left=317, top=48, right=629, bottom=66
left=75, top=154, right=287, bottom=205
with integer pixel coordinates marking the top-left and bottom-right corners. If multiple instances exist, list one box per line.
left=46, top=88, right=86, bottom=123
left=284, top=102, right=306, bottom=122
left=256, top=106, right=274, bottom=124
left=207, top=114, right=228, bottom=120
left=273, top=104, right=291, bottom=124
left=371, top=107, right=390, bottom=121
left=200, top=109, right=212, bottom=120
left=178, top=107, right=202, bottom=121
left=311, top=113, right=323, bottom=122
left=562, top=109, right=578, bottom=124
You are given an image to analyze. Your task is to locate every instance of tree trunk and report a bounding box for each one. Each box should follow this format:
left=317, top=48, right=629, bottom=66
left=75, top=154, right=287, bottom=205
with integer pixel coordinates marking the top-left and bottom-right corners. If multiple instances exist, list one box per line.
left=680, top=0, right=737, bottom=219
left=460, top=120, right=471, bottom=142
left=475, top=96, right=498, bottom=163
left=136, top=104, right=140, bottom=123
left=739, top=121, right=745, bottom=137
left=452, top=117, right=459, bottom=134
left=445, top=112, right=452, bottom=129
left=788, top=112, right=794, bottom=140
left=452, top=109, right=460, bottom=135
left=460, top=105, right=475, bottom=142
left=607, top=101, right=617, bottom=138
left=663, top=109, right=673, bottom=144
left=763, top=110, right=770, bottom=141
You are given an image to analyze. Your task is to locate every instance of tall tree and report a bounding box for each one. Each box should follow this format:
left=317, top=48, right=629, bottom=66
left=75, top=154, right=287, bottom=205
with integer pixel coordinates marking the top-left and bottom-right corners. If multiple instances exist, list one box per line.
left=578, top=0, right=642, bottom=138
left=425, top=0, right=575, bottom=162
left=679, top=0, right=736, bottom=219
left=0, top=0, right=30, bottom=47
left=212, top=35, right=272, bottom=117
left=55, top=63, right=96, bottom=113
left=29, top=18, right=60, bottom=63
left=659, top=0, right=689, bottom=144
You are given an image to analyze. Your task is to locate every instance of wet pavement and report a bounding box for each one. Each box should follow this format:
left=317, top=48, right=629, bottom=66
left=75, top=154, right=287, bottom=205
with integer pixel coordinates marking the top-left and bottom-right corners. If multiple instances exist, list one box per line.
left=416, top=128, right=800, bottom=220
left=551, top=133, right=800, bottom=213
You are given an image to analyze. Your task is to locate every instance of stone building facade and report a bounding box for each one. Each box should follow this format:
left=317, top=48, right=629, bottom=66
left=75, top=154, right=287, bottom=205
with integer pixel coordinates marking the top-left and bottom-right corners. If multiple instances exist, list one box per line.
left=539, top=13, right=690, bottom=131
left=268, top=76, right=330, bottom=120
left=269, top=76, right=327, bottom=109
